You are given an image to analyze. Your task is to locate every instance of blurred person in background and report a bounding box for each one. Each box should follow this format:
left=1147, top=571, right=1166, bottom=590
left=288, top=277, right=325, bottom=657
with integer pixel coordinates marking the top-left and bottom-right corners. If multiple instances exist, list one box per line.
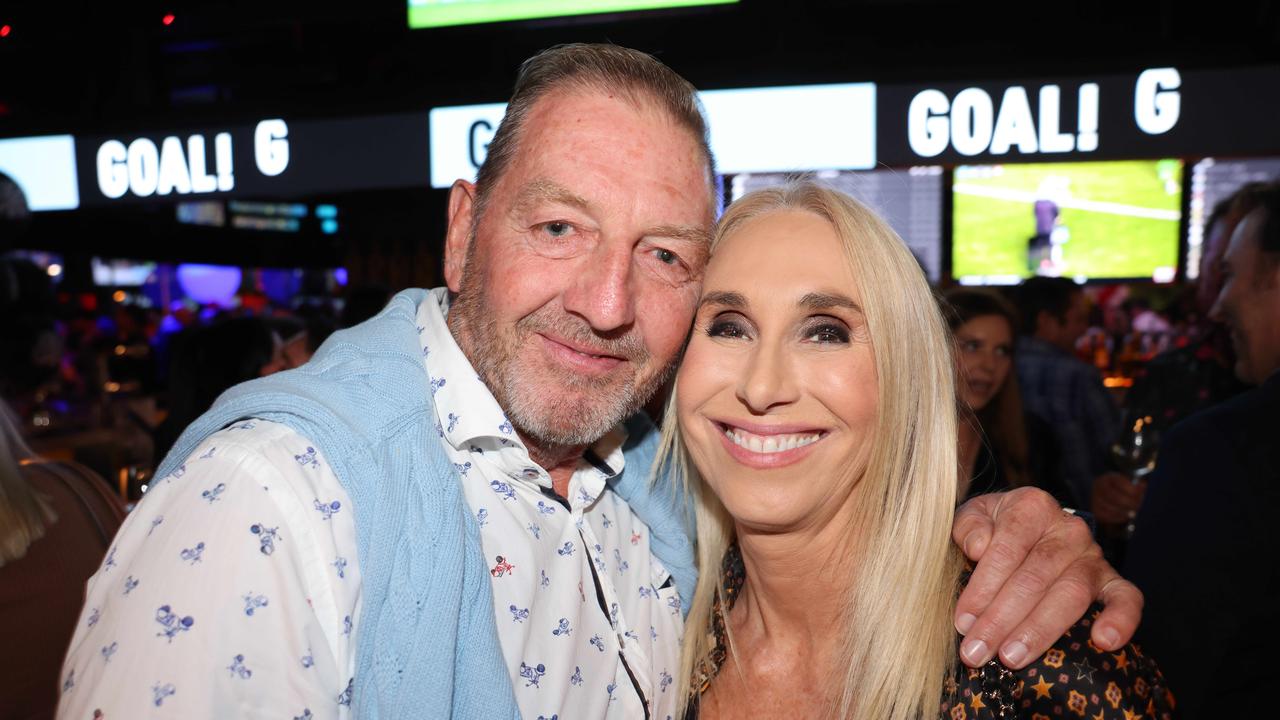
left=943, top=288, right=1070, bottom=504
left=151, top=316, right=285, bottom=463
left=1013, top=277, right=1128, bottom=518
left=1125, top=181, right=1280, bottom=719
left=1123, top=184, right=1265, bottom=433
left=0, top=398, right=124, bottom=720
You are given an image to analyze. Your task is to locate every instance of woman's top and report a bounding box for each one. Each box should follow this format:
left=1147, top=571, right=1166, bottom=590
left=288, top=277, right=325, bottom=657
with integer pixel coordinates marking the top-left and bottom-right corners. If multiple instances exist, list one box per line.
left=0, top=460, right=125, bottom=720
left=689, top=545, right=1175, bottom=719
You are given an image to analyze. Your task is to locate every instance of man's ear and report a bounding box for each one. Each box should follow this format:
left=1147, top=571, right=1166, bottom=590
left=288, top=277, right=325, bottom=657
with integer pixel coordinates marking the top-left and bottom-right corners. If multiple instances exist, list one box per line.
left=444, top=179, right=478, bottom=293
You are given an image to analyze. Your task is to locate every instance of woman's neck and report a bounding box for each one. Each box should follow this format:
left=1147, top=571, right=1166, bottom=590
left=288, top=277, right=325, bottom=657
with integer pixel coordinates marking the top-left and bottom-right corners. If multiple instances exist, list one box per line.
left=730, top=512, right=860, bottom=656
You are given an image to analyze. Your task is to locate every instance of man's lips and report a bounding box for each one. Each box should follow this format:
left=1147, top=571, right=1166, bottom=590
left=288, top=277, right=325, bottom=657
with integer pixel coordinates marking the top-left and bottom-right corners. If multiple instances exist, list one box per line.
left=710, top=418, right=829, bottom=469
left=537, top=333, right=627, bottom=374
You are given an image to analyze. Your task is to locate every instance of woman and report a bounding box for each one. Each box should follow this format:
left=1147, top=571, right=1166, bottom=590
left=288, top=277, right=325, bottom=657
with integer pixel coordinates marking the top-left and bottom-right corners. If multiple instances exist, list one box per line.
left=943, top=288, right=1069, bottom=504
left=661, top=182, right=1171, bottom=719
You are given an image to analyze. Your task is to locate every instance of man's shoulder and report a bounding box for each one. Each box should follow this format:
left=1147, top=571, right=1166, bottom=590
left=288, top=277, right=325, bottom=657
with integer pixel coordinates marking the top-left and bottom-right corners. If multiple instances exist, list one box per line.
left=1168, top=379, right=1277, bottom=442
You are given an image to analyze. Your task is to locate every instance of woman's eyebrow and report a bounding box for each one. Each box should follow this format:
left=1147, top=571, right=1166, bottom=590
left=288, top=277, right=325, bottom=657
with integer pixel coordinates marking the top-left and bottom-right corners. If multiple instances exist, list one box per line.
left=798, top=292, right=862, bottom=313
left=699, top=290, right=747, bottom=309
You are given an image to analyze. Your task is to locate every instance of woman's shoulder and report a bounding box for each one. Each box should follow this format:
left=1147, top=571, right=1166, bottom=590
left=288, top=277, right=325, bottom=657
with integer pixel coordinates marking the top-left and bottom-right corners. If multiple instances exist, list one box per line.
left=941, top=606, right=1174, bottom=719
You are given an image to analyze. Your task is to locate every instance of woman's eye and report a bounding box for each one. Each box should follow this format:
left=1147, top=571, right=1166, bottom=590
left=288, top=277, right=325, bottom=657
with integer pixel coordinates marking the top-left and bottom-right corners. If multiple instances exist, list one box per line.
left=961, top=340, right=981, bottom=352
left=707, top=318, right=747, bottom=339
left=995, top=345, right=1011, bottom=357
left=806, top=323, right=850, bottom=344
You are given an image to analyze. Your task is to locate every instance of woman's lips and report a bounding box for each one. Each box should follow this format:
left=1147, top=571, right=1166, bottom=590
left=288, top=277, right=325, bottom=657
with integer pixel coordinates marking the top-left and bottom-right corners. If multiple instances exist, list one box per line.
left=711, top=419, right=829, bottom=470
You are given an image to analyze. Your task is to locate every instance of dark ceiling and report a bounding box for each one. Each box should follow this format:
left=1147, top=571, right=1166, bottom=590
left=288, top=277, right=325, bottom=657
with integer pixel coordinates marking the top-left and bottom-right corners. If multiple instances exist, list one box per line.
left=2, top=0, right=1278, bottom=136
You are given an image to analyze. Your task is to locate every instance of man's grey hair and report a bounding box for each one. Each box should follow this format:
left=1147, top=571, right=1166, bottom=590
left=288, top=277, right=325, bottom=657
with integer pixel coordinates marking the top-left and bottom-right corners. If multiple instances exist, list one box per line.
left=473, top=43, right=717, bottom=219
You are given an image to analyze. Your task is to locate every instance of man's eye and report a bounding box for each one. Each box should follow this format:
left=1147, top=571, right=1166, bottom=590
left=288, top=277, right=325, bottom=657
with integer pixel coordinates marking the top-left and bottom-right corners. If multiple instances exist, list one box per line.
left=541, top=222, right=573, bottom=238
left=654, top=248, right=680, bottom=265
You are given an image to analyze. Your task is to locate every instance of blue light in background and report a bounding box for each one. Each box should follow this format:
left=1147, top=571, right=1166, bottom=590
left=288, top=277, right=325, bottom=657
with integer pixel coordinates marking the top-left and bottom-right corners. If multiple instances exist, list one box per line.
left=176, top=263, right=242, bottom=306
left=321, top=219, right=339, bottom=234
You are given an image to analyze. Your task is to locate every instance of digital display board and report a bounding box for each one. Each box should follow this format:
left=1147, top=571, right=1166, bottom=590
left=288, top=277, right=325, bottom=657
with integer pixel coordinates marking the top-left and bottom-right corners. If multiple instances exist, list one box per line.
left=952, top=159, right=1183, bottom=284
left=730, top=168, right=945, bottom=282
left=1185, top=156, right=1280, bottom=280
left=408, top=0, right=736, bottom=29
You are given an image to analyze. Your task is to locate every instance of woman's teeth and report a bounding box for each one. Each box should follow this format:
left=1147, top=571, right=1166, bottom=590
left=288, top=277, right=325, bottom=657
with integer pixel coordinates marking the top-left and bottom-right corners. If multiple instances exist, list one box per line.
left=722, top=426, right=822, bottom=454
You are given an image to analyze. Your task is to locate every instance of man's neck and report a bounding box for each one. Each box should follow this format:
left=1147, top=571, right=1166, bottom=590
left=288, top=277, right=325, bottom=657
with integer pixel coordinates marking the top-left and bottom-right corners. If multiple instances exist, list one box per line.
left=519, top=432, right=588, bottom=499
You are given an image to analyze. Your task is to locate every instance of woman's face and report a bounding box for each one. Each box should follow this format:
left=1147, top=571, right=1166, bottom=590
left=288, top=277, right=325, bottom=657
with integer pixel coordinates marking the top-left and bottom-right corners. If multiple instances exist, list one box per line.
left=676, top=210, right=879, bottom=532
left=953, top=314, right=1013, bottom=412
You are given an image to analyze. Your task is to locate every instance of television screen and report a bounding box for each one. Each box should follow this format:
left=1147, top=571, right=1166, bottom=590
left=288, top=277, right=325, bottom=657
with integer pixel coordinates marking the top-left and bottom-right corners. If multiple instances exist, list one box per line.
left=1185, top=156, right=1280, bottom=280
left=952, top=159, right=1183, bottom=285
left=730, top=167, right=945, bottom=282
left=92, top=257, right=158, bottom=287
left=408, top=0, right=736, bottom=29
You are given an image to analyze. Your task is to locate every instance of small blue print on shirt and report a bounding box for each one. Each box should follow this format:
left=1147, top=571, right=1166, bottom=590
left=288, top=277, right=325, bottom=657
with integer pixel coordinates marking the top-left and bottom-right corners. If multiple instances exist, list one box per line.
left=313, top=499, right=341, bottom=520
left=489, top=480, right=516, bottom=501
left=294, top=447, right=319, bottom=469
left=509, top=605, right=529, bottom=623
left=152, top=682, right=176, bottom=707
left=519, top=662, right=546, bottom=688
left=155, top=605, right=194, bottom=642
left=250, top=523, right=281, bottom=555
left=242, top=593, right=268, bottom=616
left=179, top=542, right=205, bottom=564
left=228, top=654, right=252, bottom=679
left=201, top=482, right=226, bottom=503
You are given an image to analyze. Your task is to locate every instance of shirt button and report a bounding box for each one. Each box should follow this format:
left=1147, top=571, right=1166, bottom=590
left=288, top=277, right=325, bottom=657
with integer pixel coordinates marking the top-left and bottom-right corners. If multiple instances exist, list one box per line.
left=521, top=468, right=541, bottom=480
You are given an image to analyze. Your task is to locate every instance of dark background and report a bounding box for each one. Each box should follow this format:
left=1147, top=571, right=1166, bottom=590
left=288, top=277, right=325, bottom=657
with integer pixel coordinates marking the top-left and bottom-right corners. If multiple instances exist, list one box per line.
left=2, top=0, right=1278, bottom=285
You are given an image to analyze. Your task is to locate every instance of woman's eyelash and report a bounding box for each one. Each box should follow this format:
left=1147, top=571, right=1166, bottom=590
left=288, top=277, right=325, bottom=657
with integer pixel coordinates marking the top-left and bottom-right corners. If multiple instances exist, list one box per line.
left=706, top=319, right=747, bottom=338
left=806, top=323, right=850, bottom=343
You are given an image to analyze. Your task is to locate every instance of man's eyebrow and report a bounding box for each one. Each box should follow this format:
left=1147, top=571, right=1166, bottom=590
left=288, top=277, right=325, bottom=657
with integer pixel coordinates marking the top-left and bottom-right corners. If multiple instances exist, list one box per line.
left=699, top=291, right=747, bottom=309
left=798, top=292, right=863, bottom=313
left=646, top=224, right=713, bottom=247
left=513, top=179, right=592, bottom=215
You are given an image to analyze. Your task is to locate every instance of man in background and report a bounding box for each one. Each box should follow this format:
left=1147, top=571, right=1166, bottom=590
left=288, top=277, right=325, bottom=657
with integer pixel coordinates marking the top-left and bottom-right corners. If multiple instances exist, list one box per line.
left=1014, top=276, right=1129, bottom=519
left=1125, top=181, right=1280, bottom=719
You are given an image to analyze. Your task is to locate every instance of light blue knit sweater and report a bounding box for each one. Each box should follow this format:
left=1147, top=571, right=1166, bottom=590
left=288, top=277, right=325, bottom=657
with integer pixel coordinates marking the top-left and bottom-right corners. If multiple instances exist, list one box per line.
left=155, top=289, right=697, bottom=719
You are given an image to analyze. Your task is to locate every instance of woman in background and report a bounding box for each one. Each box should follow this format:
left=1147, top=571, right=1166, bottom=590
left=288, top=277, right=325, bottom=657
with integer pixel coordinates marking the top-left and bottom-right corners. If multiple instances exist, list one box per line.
left=943, top=288, right=1070, bottom=504
left=0, top=398, right=124, bottom=720
left=666, top=182, right=1170, bottom=719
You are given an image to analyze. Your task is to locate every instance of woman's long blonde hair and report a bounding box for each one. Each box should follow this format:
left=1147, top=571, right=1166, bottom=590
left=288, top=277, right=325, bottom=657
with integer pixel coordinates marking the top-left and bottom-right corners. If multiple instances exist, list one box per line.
left=660, top=180, right=964, bottom=719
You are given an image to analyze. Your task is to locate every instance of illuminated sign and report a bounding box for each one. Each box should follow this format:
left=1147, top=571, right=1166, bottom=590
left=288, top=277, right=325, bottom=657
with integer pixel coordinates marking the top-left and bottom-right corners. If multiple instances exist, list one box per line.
left=0, top=135, right=80, bottom=211
left=428, top=83, right=877, bottom=188
left=880, top=65, right=1280, bottom=165
left=75, top=113, right=430, bottom=206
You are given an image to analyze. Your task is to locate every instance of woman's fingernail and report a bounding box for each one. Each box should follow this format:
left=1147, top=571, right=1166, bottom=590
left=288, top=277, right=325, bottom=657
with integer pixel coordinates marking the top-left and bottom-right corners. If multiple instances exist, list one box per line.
left=961, top=638, right=989, bottom=665
left=956, top=613, right=977, bottom=634
left=1001, top=641, right=1028, bottom=666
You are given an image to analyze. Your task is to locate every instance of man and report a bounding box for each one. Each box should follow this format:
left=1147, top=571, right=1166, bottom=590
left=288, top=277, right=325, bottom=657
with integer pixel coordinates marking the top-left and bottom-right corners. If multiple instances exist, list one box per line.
left=1125, top=182, right=1280, bottom=719
left=1013, top=277, right=1132, bottom=521
left=59, top=45, right=1140, bottom=719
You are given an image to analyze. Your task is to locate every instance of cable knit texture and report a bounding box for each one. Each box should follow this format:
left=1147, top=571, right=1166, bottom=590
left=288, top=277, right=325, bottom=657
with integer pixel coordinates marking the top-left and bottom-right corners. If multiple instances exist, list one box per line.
left=155, top=288, right=696, bottom=719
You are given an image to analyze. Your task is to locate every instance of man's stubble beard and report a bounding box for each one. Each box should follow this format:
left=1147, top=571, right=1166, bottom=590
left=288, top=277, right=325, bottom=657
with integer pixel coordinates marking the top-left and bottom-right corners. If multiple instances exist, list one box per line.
left=447, top=268, right=680, bottom=453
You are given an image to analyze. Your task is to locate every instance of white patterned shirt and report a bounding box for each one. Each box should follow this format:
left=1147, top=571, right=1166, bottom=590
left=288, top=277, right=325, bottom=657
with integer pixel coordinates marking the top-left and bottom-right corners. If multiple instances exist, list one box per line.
left=58, top=288, right=684, bottom=720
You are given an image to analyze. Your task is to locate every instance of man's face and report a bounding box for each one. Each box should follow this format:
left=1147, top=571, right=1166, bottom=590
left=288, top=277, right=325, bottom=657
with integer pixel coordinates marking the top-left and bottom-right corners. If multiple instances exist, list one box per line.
left=1210, top=209, right=1280, bottom=384
left=1041, top=291, right=1088, bottom=353
left=445, top=89, right=714, bottom=447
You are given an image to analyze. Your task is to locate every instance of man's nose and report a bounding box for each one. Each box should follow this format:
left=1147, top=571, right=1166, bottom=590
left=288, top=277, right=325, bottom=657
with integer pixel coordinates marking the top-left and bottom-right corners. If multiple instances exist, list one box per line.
left=561, top=239, right=636, bottom=333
